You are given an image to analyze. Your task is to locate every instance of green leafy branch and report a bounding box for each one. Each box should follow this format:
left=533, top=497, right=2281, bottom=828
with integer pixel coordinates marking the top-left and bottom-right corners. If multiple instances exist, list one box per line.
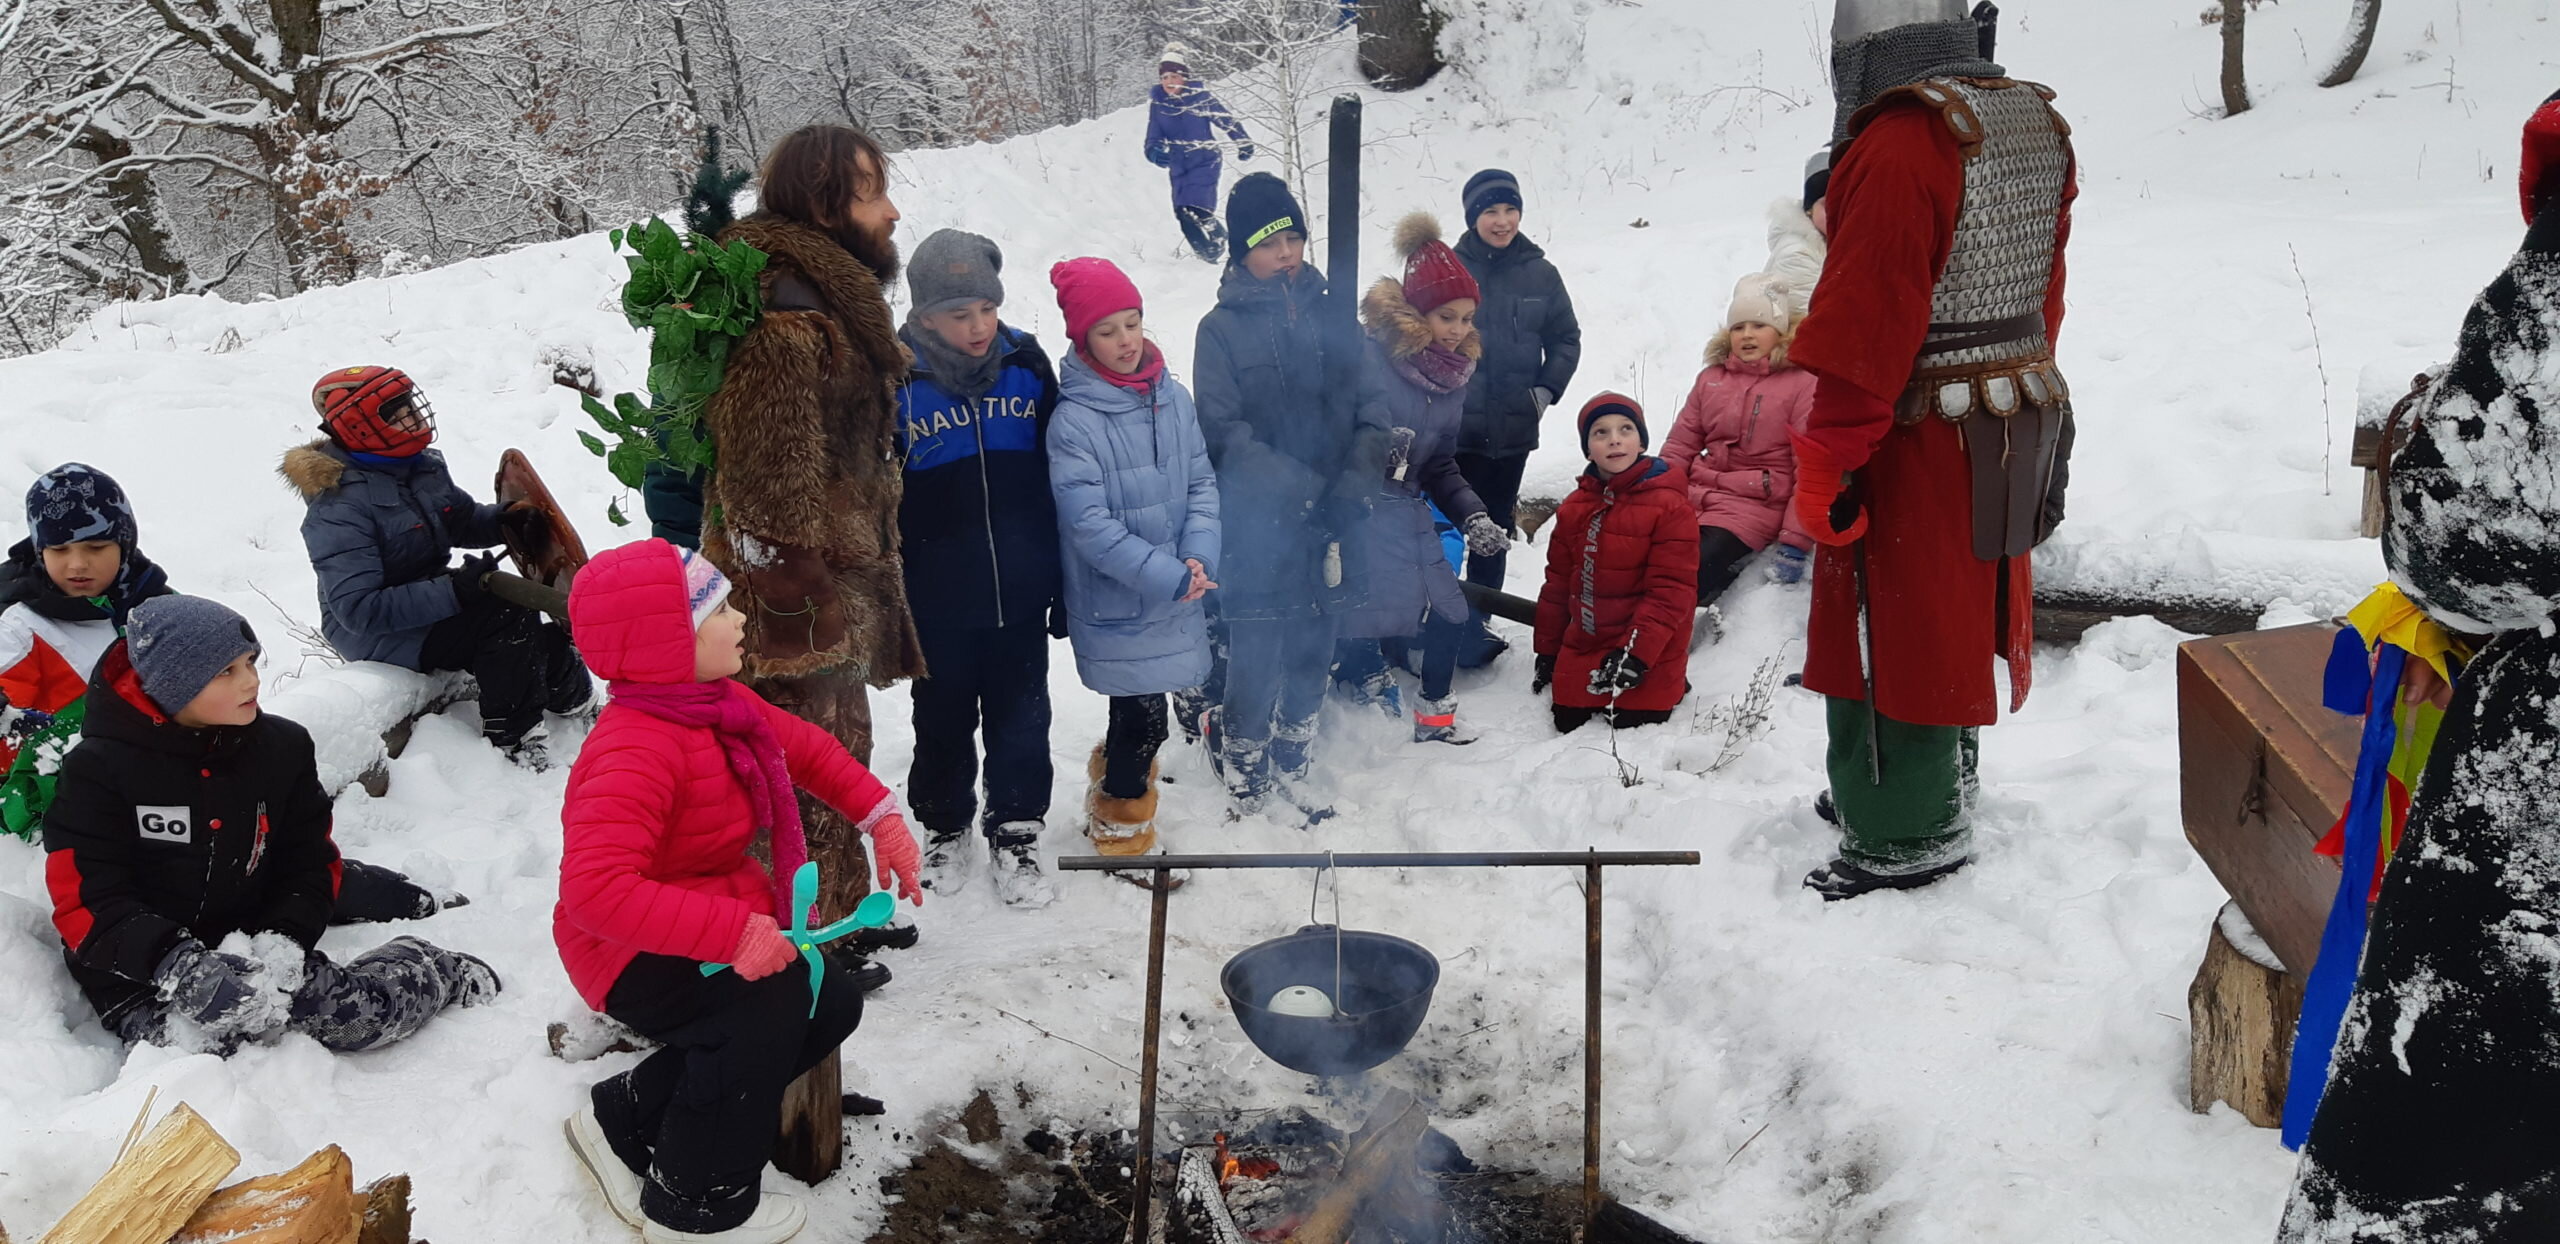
left=582, top=215, right=766, bottom=525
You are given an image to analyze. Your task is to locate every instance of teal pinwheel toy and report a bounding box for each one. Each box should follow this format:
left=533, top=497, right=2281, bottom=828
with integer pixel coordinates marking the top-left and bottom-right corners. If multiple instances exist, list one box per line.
left=701, top=862, right=898, bottom=1015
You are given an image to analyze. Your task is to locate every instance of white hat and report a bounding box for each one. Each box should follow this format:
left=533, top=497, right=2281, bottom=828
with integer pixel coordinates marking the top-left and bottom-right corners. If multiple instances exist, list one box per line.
left=1726, top=273, right=1795, bottom=333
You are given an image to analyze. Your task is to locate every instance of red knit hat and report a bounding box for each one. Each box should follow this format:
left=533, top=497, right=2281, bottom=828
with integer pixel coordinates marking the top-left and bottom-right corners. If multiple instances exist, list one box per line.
left=1578, top=392, right=1647, bottom=450
left=2523, top=91, right=2560, bottom=224
left=1050, top=257, right=1144, bottom=345
left=1392, top=213, right=1480, bottom=317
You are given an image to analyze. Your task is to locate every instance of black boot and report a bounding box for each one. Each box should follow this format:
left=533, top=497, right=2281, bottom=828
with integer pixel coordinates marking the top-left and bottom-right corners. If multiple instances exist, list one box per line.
left=1804, top=856, right=1967, bottom=902
left=1813, top=790, right=1839, bottom=826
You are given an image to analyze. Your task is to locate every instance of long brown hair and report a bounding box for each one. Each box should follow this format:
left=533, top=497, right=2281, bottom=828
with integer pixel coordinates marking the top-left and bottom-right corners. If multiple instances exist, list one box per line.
left=756, top=124, right=889, bottom=229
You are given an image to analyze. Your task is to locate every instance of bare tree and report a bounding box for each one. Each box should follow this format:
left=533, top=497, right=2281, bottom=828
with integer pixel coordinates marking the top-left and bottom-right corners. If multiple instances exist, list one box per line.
left=2317, top=0, right=2382, bottom=88
left=2219, top=0, right=2251, bottom=117
left=1169, top=0, right=1356, bottom=190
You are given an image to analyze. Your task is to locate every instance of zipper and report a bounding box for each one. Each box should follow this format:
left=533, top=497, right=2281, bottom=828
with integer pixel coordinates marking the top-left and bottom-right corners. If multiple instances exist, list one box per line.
left=973, top=365, right=1004, bottom=629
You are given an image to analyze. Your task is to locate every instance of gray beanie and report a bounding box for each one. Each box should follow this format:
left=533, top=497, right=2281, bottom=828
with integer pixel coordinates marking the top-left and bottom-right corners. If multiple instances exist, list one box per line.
left=907, top=229, right=1004, bottom=316
left=127, top=595, right=261, bottom=714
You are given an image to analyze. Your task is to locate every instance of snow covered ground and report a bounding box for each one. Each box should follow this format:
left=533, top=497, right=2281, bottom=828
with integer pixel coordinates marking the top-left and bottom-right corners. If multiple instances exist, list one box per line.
left=3, top=1, right=2553, bottom=1239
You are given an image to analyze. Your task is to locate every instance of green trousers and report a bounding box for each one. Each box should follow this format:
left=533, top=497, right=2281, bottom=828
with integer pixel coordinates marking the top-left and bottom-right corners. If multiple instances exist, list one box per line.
left=1825, top=697, right=1979, bottom=873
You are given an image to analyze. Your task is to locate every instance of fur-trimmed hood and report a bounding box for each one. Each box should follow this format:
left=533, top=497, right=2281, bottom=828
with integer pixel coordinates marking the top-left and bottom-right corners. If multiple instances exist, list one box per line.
left=1360, top=277, right=1483, bottom=361
left=279, top=439, right=367, bottom=498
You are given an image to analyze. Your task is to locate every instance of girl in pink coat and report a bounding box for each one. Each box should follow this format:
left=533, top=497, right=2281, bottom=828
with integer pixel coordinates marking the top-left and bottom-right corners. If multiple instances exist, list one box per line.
left=556, top=538, right=923, bottom=1244
left=1660, top=273, right=1818, bottom=605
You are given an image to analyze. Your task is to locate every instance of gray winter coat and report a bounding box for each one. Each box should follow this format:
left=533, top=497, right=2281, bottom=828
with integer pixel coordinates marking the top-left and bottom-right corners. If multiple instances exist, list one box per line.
left=1454, top=230, right=1582, bottom=460
left=281, top=441, right=503, bottom=668
left=1339, top=280, right=1485, bottom=641
left=1048, top=348, right=1222, bottom=697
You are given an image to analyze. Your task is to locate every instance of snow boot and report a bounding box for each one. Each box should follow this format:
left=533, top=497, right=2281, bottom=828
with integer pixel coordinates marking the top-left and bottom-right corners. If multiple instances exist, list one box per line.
left=1690, top=605, right=1726, bottom=651
left=566, top=1100, right=645, bottom=1227
left=1084, top=745, right=1160, bottom=857
left=1173, top=687, right=1216, bottom=746
left=1454, top=616, right=1509, bottom=669
left=1803, top=856, right=1968, bottom=902
left=331, top=858, right=448, bottom=923
left=1339, top=666, right=1404, bottom=718
left=988, top=822, right=1057, bottom=909
left=919, top=827, right=973, bottom=896
left=640, top=1191, right=806, bottom=1244
left=1412, top=695, right=1476, bottom=746
left=502, top=722, right=556, bottom=772
left=1220, top=730, right=1273, bottom=816
left=1270, top=715, right=1318, bottom=784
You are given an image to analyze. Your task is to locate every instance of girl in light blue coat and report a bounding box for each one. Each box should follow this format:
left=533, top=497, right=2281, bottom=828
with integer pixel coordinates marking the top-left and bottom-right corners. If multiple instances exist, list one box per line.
left=1047, top=258, right=1220, bottom=856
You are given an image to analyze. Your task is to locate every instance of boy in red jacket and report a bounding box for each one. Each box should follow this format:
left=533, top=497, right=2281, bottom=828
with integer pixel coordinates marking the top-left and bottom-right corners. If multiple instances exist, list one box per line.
left=1533, top=395, right=1698, bottom=731
left=557, top=539, right=923, bottom=1244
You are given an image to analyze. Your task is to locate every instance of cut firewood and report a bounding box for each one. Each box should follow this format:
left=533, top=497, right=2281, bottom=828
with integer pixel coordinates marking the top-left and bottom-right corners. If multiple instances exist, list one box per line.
left=356, top=1174, right=413, bottom=1244
left=2188, top=901, right=2305, bottom=1128
left=171, top=1144, right=361, bottom=1244
left=1286, top=1090, right=1440, bottom=1244
left=37, top=1103, right=238, bottom=1244
left=773, top=1050, right=841, bottom=1183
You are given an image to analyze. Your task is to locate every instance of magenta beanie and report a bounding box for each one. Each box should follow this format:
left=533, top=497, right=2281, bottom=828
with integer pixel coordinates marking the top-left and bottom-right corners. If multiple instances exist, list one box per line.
left=1049, top=257, right=1144, bottom=346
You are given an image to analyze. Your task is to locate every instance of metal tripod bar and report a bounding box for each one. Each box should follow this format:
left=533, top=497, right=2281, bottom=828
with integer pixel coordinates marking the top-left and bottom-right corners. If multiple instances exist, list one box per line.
left=1069, top=848, right=1701, bottom=1241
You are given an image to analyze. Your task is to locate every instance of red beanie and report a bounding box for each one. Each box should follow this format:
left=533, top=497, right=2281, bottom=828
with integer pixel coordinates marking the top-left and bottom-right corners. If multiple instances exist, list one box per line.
left=1050, top=257, right=1144, bottom=345
left=2524, top=91, right=2560, bottom=224
left=1392, top=213, right=1481, bottom=317
left=1578, top=392, right=1647, bottom=449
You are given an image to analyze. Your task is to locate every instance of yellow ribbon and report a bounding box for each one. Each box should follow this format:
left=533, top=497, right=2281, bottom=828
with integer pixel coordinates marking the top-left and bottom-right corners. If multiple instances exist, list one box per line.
left=2345, top=583, right=2469, bottom=682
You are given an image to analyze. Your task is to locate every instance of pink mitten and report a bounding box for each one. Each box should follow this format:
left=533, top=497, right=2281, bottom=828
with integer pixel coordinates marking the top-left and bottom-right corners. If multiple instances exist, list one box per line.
left=730, top=913, right=797, bottom=981
left=868, top=813, right=925, bottom=906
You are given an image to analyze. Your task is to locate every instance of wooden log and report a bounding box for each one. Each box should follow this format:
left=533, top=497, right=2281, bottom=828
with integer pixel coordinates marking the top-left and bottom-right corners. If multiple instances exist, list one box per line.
left=171, top=1145, right=361, bottom=1244
left=2177, top=626, right=2356, bottom=974
left=38, top=1103, right=239, bottom=1244
left=771, top=1049, right=842, bottom=1184
left=355, top=1174, right=412, bottom=1244
left=2188, top=901, right=2306, bottom=1128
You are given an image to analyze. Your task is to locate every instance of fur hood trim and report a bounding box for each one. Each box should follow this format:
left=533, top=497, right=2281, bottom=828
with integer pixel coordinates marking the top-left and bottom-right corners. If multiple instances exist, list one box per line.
left=1361, top=276, right=1483, bottom=361
left=279, top=440, right=346, bottom=498
left=1703, top=328, right=1795, bottom=369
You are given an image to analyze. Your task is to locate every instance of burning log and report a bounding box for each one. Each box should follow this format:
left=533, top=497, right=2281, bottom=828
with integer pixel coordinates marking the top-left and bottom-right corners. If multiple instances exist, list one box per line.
left=1286, top=1091, right=1444, bottom=1244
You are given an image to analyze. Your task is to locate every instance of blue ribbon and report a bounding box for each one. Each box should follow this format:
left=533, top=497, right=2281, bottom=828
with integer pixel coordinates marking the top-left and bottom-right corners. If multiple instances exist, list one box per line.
left=2280, top=640, right=2403, bottom=1149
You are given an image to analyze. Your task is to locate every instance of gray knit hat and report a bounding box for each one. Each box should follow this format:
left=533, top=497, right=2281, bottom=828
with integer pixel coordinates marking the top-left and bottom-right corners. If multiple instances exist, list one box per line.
left=907, top=229, right=1004, bottom=316
left=127, top=595, right=261, bottom=714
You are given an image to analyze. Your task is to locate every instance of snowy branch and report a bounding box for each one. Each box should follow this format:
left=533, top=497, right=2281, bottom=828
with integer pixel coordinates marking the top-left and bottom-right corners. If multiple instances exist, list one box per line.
left=320, top=20, right=503, bottom=70
left=132, top=0, right=294, bottom=102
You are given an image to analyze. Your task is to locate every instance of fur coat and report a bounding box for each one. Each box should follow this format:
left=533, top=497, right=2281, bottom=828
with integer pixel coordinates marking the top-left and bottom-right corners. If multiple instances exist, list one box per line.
left=701, top=215, right=927, bottom=686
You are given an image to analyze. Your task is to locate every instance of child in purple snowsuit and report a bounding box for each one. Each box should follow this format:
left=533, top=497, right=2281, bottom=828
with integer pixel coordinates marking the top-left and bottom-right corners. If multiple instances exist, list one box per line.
left=1145, top=44, right=1253, bottom=264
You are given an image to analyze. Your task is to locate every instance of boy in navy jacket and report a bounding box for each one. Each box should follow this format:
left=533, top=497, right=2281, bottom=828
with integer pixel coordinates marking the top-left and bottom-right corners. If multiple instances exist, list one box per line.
left=894, top=230, right=1062, bottom=907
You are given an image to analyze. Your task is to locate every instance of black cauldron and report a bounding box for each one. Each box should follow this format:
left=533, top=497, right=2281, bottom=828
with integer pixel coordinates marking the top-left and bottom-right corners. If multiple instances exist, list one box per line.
left=1221, top=925, right=1440, bottom=1076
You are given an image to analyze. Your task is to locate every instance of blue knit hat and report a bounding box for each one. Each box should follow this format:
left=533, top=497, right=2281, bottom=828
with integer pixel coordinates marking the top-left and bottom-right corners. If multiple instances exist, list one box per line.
left=1463, top=169, right=1523, bottom=230
left=25, top=463, right=137, bottom=550
left=127, top=596, right=261, bottom=714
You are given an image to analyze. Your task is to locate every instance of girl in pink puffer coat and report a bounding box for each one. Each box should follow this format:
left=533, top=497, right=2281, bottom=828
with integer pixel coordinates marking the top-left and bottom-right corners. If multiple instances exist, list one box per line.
left=1660, top=273, right=1817, bottom=606
left=555, top=537, right=923, bottom=1243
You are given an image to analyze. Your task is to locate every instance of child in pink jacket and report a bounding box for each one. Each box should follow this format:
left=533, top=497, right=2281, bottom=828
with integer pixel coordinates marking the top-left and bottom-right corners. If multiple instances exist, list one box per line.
left=556, top=538, right=923, bottom=1244
left=1660, top=273, right=1818, bottom=605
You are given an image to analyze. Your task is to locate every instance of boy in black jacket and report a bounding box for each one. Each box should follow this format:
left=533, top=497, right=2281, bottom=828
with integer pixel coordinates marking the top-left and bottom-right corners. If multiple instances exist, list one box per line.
left=44, top=595, right=497, bottom=1054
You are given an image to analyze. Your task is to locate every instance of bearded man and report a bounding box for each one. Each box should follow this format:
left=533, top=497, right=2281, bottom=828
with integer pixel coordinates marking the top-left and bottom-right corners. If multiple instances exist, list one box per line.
left=1787, top=0, right=2077, bottom=900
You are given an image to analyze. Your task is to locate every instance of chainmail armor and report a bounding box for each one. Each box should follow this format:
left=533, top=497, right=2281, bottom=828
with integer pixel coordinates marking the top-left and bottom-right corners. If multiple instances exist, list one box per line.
left=1830, top=20, right=2000, bottom=141
left=1912, top=79, right=2071, bottom=385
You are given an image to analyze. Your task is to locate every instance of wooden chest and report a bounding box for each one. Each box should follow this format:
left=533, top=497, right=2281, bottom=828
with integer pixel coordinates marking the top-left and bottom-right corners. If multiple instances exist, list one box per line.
left=2176, top=624, right=2357, bottom=975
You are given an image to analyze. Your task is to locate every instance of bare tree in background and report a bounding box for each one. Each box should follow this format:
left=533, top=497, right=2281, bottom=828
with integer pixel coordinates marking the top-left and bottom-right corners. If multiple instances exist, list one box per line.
left=1169, top=0, right=1354, bottom=190
left=2220, top=0, right=2252, bottom=117
left=2317, top=0, right=2382, bottom=88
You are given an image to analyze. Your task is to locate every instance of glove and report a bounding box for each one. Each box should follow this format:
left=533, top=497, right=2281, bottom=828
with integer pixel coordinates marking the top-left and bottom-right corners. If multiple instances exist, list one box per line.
left=499, top=503, right=544, bottom=541
left=1, top=699, right=53, bottom=742
left=1588, top=648, right=1649, bottom=696
left=1768, top=543, right=1810, bottom=585
left=743, top=543, right=848, bottom=664
left=1235, top=141, right=1256, bottom=162
left=450, top=552, right=503, bottom=608
left=1531, top=653, right=1556, bottom=695
left=1385, top=427, right=1416, bottom=481
left=1461, top=512, right=1511, bottom=558
left=151, top=938, right=268, bottom=1034
left=1530, top=387, right=1556, bottom=417
left=868, top=812, right=926, bottom=905
left=730, top=913, right=798, bottom=981
left=1789, top=434, right=1869, bottom=547
left=1146, top=138, right=1171, bottom=167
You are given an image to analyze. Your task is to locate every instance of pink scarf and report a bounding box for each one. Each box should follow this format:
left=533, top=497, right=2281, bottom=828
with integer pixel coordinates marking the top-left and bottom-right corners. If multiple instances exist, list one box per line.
left=1395, top=343, right=1477, bottom=395
left=609, top=678, right=809, bottom=921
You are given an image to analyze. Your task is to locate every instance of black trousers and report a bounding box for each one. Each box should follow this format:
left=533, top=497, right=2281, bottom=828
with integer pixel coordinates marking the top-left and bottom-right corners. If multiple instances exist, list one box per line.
left=1454, top=452, right=1529, bottom=593
left=907, top=621, right=1053, bottom=838
left=1552, top=705, right=1674, bottom=732
left=1696, top=526, right=1755, bottom=606
left=1102, top=694, right=1170, bottom=800
left=598, top=952, right=865, bottom=1233
left=1175, top=205, right=1227, bottom=262
left=418, top=594, right=588, bottom=746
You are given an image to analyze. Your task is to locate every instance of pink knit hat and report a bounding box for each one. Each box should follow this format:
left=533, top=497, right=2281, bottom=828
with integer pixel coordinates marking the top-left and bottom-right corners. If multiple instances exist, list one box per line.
left=1050, top=257, right=1144, bottom=345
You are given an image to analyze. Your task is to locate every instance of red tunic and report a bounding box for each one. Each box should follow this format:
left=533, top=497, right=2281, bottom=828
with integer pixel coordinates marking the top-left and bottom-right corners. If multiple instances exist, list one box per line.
left=1788, top=99, right=2076, bottom=728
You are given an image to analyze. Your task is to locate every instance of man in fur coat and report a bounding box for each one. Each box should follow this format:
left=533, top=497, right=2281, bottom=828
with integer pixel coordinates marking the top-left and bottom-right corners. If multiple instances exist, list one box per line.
left=1787, top=0, right=2076, bottom=900
left=698, top=124, right=929, bottom=920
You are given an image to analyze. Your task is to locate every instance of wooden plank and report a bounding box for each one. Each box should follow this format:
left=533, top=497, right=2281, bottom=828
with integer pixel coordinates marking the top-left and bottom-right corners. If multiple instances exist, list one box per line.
left=2177, top=625, right=2358, bottom=975
left=38, top=1104, right=239, bottom=1244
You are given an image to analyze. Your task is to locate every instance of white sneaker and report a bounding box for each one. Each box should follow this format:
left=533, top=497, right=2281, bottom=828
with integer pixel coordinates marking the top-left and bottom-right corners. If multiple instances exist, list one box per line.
left=920, top=830, right=972, bottom=897
left=642, top=1194, right=806, bottom=1244
left=989, top=825, right=1058, bottom=909
left=564, top=1104, right=643, bottom=1227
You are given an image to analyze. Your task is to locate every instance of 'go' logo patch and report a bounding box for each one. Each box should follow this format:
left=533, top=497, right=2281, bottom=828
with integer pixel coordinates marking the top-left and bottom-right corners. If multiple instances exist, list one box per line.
left=136, top=806, right=193, bottom=845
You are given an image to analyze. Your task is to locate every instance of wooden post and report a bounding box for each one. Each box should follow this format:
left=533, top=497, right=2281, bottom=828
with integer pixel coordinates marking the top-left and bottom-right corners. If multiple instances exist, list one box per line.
left=38, top=1104, right=239, bottom=1244
left=1584, top=858, right=1604, bottom=1235
left=772, top=1051, right=842, bottom=1183
left=1130, top=867, right=1172, bottom=1242
left=2188, top=901, right=2305, bottom=1128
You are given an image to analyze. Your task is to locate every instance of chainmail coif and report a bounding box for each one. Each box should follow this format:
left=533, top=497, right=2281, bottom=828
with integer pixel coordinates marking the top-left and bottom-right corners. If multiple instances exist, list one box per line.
left=1830, top=20, right=2002, bottom=141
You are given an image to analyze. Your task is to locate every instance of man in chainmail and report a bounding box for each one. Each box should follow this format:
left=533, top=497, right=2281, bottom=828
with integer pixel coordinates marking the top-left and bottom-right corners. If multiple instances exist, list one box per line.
left=1786, top=0, right=2079, bottom=900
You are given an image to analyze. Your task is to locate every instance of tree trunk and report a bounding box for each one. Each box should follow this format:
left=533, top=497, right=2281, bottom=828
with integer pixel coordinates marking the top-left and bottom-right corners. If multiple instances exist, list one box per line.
left=69, top=128, right=193, bottom=295
left=2219, top=0, right=2251, bottom=117
left=2317, top=0, right=2382, bottom=88
left=1357, top=0, right=1444, bottom=91
left=2188, top=901, right=2303, bottom=1128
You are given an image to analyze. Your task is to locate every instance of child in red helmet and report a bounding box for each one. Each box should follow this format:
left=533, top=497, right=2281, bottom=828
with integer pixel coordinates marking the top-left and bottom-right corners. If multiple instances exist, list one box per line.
left=281, top=366, right=591, bottom=767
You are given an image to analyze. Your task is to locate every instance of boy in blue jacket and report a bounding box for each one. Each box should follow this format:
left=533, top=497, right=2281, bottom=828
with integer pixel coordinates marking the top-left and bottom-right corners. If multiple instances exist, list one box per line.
left=282, top=366, right=591, bottom=769
left=1146, top=44, right=1253, bottom=265
left=895, top=230, right=1063, bottom=908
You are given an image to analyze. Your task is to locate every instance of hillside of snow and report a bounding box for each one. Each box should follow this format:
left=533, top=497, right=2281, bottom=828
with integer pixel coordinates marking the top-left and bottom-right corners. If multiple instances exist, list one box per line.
left=4, top=1, right=2555, bottom=1240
